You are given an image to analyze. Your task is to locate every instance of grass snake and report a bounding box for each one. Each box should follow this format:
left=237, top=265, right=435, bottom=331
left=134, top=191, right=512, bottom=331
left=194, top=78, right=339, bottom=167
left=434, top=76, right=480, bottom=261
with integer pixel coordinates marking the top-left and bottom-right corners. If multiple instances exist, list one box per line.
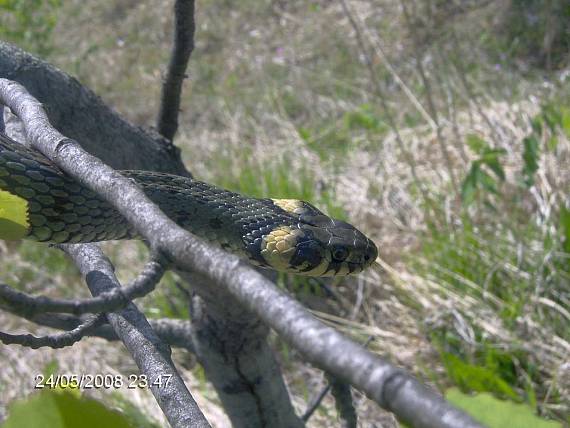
left=0, top=132, right=377, bottom=276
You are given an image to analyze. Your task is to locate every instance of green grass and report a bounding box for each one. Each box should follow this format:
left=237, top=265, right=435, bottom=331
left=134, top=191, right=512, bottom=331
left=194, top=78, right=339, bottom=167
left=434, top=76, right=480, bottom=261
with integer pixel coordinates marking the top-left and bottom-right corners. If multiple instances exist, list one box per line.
left=417, top=212, right=567, bottom=405
left=141, top=271, right=190, bottom=320
left=0, top=0, right=62, bottom=58
left=418, top=218, right=568, bottom=332
left=412, top=101, right=570, bottom=420
left=2, top=241, right=80, bottom=296
left=209, top=152, right=346, bottom=221
left=446, top=387, right=562, bottom=428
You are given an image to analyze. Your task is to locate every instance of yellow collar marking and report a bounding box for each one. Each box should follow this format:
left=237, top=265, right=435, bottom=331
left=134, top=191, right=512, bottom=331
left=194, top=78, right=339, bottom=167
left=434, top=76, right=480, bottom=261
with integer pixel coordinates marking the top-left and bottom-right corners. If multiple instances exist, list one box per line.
left=271, top=199, right=306, bottom=215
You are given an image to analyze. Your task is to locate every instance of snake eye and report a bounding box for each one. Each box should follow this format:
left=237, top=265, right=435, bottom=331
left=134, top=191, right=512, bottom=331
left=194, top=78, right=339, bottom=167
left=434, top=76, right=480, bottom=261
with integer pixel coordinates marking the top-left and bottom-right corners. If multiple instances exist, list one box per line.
left=332, top=246, right=349, bottom=262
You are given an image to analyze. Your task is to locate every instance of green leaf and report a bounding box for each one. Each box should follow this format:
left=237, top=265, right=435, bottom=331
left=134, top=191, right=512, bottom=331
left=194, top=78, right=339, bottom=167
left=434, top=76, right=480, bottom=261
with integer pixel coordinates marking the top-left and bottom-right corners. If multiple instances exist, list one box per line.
left=42, top=360, right=59, bottom=379
left=3, top=390, right=137, bottom=428
left=478, top=169, right=498, bottom=194
left=480, top=148, right=507, bottom=181
left=466, top=134, right=489, bottom=155
left=560, top=107, right=570, bottom=138
left=541, top=104, right=562, bottom=133
left=446, top=388, right=562, bottom=428
left=110, top=393, right=161, bottom=428
left=461, top=163, right=480, bottom=206
left=522, top=136, right=540, bottom=187
left=0, top=189, right=30, bottom=240
left=484, top=158, right=506, bottom=181
left=560, top=205, right=570, bottom=254
left=547, top=136, right=559, bottom=151
left=441, top=353, right=519, bottom=400
left=343, top=105, right=382, bottom=131
left=298, top=127, right=312, bottom=143
left=481, top=148, right=508, bottom=158
left=530, top=117, right=543, bottom=136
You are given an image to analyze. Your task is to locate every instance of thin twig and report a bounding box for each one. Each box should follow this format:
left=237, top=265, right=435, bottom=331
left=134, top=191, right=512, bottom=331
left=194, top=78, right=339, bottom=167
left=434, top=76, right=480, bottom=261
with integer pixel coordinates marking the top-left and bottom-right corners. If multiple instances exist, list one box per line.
left=4, top=308, right=197, bottom=351
left=0, top=314, right=104, bottom=349
left=302, top=381, right=332, bottom=422
left=327, top=373, right=357, bottom=428
left=432, top=42, right=469, bottom=162
left=29, top=312, right=118, bottom=340
left=157, top=0, right=196, bottom=140
left=359, top=26, right=437, bottom=131
left=302, top=337, right=373, bottom=424
left=0, top=256, right=166, bottom=316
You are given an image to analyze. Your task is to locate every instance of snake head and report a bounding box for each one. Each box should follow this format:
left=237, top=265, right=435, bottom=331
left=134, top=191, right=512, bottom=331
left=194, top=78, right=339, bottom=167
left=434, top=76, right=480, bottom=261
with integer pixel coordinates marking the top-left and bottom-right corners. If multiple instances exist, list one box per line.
left=258, top=213, right=377, bottom=277
left=293, top=215, right=377, bottom=276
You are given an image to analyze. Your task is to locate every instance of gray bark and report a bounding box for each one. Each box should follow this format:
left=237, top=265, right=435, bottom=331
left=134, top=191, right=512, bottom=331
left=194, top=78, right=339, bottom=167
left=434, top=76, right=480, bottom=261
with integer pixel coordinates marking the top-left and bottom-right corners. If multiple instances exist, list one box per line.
left=63, top=244, right=210, bottom=428
left=0, top=41, right=188, bottom=175
left=180, top=271, right=303, bottom=428
left=157, top=0, right=195, bottom=140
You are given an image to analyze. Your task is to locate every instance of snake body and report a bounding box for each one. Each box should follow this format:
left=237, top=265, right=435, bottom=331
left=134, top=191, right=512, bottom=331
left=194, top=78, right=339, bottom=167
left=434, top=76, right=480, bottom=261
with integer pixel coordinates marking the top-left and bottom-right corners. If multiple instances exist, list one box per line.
left=0, top=133, right=377, bottom=276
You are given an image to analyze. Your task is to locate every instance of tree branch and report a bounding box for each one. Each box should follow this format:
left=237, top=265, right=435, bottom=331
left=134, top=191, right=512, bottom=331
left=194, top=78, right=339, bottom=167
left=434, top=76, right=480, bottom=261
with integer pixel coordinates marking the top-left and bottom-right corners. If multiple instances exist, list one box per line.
left=62, top=243, right=210, bottom=428
left=157, top=0, right=196, bottom=141
left=0, top=41, right=189, bottom=176
left=0, top=314, right=104, bottom=349
left=302, top=379, right=331, bottom=422
left=178, top=270, right=303, bottom=427
left=26, top=312, right=119, bottom=341
left=0, top=258, right=165, bottom=316
left=0, top=79, right=482, bottom=428
left=4, top=309, right=196, bottom=351
left=303, top=337, right=374, bottom=424
left=327, top=373, right=357, bottom=428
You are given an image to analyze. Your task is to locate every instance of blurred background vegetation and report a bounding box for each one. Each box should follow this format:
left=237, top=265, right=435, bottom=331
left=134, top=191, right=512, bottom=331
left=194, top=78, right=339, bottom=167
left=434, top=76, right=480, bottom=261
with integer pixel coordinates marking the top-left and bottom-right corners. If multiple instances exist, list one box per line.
left=0, top=0, right=568, bottom=427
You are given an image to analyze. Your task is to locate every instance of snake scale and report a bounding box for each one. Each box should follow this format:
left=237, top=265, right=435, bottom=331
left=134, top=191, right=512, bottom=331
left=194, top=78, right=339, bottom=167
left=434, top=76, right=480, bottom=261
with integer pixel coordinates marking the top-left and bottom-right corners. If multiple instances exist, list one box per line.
left=0, top=132, right=377, bottom=276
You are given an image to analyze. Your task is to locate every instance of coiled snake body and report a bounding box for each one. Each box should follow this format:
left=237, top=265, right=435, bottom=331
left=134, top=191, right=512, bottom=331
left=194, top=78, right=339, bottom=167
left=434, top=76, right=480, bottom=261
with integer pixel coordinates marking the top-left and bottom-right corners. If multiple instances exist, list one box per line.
left=0, top=133, right=377, bottom=276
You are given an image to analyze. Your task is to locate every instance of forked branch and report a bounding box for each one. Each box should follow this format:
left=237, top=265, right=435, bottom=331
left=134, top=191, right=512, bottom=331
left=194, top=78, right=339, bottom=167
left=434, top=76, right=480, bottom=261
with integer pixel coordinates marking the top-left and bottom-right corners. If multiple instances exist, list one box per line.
left=63, top=243, right=210, bottom=428
left=0, top=313, right=104, bottom=349
left=0, top=257, right=165, bottom=316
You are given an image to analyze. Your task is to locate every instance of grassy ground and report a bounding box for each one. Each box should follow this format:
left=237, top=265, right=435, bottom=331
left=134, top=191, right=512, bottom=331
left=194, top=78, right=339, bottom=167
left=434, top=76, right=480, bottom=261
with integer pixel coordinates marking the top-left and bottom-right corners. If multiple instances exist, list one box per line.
left=1, top=0, right=569, bottom=426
